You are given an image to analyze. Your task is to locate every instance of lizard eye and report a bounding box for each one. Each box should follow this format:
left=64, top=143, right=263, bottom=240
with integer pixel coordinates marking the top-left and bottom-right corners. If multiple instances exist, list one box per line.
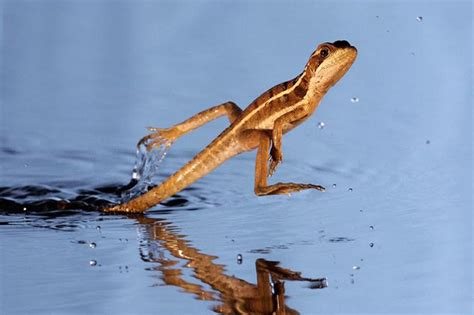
left=320, top=48, right=329, bottom=58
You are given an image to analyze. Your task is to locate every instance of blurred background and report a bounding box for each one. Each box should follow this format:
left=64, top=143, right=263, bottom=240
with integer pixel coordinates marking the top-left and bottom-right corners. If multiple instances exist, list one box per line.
left=1, top=0, right=472, bottom=314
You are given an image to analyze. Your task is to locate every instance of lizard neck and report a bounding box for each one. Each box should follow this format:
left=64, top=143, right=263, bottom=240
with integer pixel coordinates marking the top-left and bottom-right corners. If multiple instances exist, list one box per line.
left=298, top=66, right=326, bottom=112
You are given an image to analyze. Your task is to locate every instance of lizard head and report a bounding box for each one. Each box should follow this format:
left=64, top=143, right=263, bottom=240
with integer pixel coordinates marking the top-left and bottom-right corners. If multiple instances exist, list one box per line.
left=307, top=40, right=357, bottom=94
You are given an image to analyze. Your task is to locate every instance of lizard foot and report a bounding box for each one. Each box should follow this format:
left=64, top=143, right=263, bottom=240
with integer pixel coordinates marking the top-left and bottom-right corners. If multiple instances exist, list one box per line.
left=269, top=147, right=282, bottom=177
left=137, top=127, right=178, bottom=151
left=256, top=183, right=325, bottom=196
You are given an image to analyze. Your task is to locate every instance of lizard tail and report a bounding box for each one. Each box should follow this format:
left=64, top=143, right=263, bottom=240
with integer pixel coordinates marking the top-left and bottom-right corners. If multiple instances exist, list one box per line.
left=105, top=135, right=240, bottom=213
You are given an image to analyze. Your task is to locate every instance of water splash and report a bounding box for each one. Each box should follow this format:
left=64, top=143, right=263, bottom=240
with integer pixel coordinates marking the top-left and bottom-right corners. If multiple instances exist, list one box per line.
left=0, top=135, right=173, bottom=214
left=120, top=138, right=172, bottom=201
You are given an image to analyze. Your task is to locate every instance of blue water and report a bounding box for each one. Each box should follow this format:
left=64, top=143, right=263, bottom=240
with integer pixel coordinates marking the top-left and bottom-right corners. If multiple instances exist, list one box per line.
left=1, top=1, right=472, bottom=314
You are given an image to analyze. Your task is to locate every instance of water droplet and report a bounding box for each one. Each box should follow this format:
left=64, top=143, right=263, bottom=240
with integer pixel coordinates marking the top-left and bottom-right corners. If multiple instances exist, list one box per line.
left=89, top=260, right=97, bottom=267
left=416, top=16, right=423, bottom=22
left=425, top=140, right=430, bottom=144
left=369, top=242, right=374, bottom=247
left=348, top=188, right=353, bottom=192
left=131, top=171, right=140, bottom=180
left=350, top=97, right=359, bottom=103
left=237, top=254, right=243, bottom=264
left=89, top=242, right=97, bottom=249
left=317, top=121, right=325, bottom=129
left=323, top=278, right=328, bottom=287
left=369, top=225, right=374, bottom=230
left=332, top=183, right=337, bottom=188
left=96, top=225, right=101, bottom=230
left=23, top=207, right=27, bottom=211
left=352, top=265, right=360, bottom=270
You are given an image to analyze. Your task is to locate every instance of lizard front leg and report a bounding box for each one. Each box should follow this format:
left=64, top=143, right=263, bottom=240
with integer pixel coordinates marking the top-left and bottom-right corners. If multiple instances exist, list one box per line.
left=139, top=101, right=242, bottom=150
left=268, top=108, right=307, bottom=176
left=254, top=131, right=325, bottom=196
left=268, top=120, right=283, bottom=177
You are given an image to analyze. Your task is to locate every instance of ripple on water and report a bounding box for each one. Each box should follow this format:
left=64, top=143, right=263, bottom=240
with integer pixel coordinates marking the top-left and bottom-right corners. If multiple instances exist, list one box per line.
left=327, top=237, right=355, bottom=243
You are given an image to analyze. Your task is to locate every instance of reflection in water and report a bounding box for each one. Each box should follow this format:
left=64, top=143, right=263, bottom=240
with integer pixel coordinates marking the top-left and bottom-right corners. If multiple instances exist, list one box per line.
left=0, top=180, right=327, bottom=313
left=135, top=216, right=327, bottom=314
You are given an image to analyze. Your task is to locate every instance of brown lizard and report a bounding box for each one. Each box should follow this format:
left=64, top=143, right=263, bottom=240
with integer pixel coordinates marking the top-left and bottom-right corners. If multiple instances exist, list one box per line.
left=105, top=40, right=357, bottom=213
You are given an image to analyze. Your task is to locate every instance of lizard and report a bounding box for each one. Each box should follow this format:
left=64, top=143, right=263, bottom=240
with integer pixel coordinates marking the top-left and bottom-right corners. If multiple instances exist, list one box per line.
left=105, top=40, right=357, bottom=213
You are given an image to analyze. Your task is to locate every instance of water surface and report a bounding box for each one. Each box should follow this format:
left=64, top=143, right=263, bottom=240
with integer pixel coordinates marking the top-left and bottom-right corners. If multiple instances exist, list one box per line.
left=1, top=0, right=472, bottom=314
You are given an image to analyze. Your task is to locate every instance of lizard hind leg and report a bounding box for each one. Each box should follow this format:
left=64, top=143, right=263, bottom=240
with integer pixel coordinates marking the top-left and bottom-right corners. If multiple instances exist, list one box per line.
left=253, top=132, right=325, bottom=196
left=138, top=101, right=243, bottom=152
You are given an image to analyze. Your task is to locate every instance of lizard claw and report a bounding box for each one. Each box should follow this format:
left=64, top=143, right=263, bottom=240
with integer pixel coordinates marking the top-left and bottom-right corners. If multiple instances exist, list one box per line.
left=137, top=127, right=176, bottom=151
left=308, top=184, right=325, bottom=192
left=268, top=149, right=283, bottom=177
left=268, top=158, right=281, bottom=177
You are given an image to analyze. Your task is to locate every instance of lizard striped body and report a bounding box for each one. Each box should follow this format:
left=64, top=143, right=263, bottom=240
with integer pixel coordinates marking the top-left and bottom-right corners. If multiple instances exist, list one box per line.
left=106, top=40, right=357, bottom=213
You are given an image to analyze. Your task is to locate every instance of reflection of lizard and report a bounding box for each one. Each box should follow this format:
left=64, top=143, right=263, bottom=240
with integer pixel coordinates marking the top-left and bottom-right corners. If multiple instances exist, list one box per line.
left=137, top=216, right=326, bottom=314
left=106, top=41, right=357, bottom=212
